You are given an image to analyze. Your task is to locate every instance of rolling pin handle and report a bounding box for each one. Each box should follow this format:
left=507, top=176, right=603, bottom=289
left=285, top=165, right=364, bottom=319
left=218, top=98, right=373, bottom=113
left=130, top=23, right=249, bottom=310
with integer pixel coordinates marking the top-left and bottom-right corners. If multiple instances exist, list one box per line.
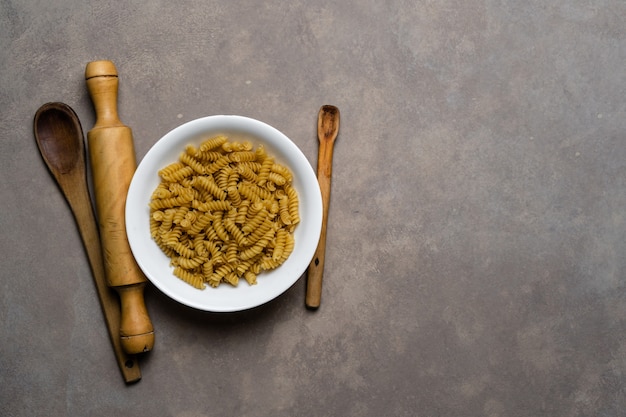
left=85, top=60, right=123, bottom=128
left=118, top=283, right=154, bottom=353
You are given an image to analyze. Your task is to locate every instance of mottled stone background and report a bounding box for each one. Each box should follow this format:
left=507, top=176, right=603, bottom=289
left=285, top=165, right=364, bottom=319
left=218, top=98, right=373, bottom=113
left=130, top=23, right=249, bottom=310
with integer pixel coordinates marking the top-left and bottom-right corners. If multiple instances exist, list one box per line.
left=2, top=1, right=626, bottom=416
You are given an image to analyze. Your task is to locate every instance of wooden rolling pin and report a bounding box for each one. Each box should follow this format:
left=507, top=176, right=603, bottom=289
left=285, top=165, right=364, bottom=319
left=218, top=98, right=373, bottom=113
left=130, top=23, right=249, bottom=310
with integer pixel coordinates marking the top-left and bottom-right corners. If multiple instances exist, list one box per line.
left=85, top=60, right=154, bottom=355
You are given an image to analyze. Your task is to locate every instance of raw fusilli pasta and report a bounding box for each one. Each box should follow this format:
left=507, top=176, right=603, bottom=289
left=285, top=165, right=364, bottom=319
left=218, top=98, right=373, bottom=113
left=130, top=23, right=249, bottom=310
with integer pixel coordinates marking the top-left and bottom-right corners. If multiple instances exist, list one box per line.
left=149, top=135, right=300, bottom=289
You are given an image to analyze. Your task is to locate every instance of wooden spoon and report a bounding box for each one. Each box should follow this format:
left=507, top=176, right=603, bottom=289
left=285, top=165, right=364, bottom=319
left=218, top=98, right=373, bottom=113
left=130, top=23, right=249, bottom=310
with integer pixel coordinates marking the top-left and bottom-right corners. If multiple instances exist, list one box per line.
left=305, top=105, right=340, bottom=309
left=33, top=102, right=141, bottom=383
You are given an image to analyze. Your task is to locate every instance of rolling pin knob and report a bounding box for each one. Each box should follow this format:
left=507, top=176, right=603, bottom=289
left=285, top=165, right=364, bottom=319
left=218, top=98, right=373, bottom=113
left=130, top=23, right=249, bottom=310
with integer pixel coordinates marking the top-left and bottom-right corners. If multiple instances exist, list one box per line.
left=85, top=60, right=123, bottom=128
left=118, top=284, right=154, bottom=353
left=86, top=60, right=154, bottom=355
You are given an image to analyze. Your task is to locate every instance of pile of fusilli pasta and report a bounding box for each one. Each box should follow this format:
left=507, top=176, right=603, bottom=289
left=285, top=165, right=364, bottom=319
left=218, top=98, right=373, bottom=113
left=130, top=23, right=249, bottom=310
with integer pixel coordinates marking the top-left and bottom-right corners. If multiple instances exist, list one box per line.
left=149, top=135, right=300, bottom=289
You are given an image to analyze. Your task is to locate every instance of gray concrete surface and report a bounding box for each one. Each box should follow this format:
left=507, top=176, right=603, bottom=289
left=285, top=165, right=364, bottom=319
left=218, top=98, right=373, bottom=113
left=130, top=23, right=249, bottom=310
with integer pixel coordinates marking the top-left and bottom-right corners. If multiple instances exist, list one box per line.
left=2, top=1, right=626, bottom=416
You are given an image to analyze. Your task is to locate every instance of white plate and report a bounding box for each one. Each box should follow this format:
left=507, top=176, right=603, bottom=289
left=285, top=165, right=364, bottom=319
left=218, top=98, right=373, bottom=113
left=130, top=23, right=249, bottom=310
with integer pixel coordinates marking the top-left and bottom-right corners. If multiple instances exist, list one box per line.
left=126, top=115, right=322, bottom=312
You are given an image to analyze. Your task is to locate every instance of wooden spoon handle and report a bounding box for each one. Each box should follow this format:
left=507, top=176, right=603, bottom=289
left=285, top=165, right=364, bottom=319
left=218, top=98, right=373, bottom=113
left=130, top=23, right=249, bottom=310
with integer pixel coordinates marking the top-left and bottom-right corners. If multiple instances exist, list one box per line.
left=86, top=60, right=154, bottom=355
left=306, top=105, right=340, bottom=309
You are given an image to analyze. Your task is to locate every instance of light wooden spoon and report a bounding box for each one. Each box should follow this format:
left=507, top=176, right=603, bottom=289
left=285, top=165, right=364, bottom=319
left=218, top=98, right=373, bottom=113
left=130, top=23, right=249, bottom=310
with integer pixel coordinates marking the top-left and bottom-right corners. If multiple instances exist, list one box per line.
left=33, top=102, right=141, bottom=383
left=306, top=105, right=340, bottom=309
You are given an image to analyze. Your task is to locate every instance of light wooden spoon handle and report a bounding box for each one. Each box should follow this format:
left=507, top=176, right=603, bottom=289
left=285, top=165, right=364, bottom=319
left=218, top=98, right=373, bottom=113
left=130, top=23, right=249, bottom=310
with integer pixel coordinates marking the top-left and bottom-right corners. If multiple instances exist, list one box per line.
left=86, top=60, right=154, bottom=355
left=306, top=105, right=340, bottom=309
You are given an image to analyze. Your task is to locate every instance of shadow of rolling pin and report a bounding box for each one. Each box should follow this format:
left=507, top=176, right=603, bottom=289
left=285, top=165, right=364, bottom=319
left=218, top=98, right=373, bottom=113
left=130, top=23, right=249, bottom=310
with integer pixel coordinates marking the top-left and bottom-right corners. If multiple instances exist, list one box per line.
left=85, top=60, right=155, bottom=355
